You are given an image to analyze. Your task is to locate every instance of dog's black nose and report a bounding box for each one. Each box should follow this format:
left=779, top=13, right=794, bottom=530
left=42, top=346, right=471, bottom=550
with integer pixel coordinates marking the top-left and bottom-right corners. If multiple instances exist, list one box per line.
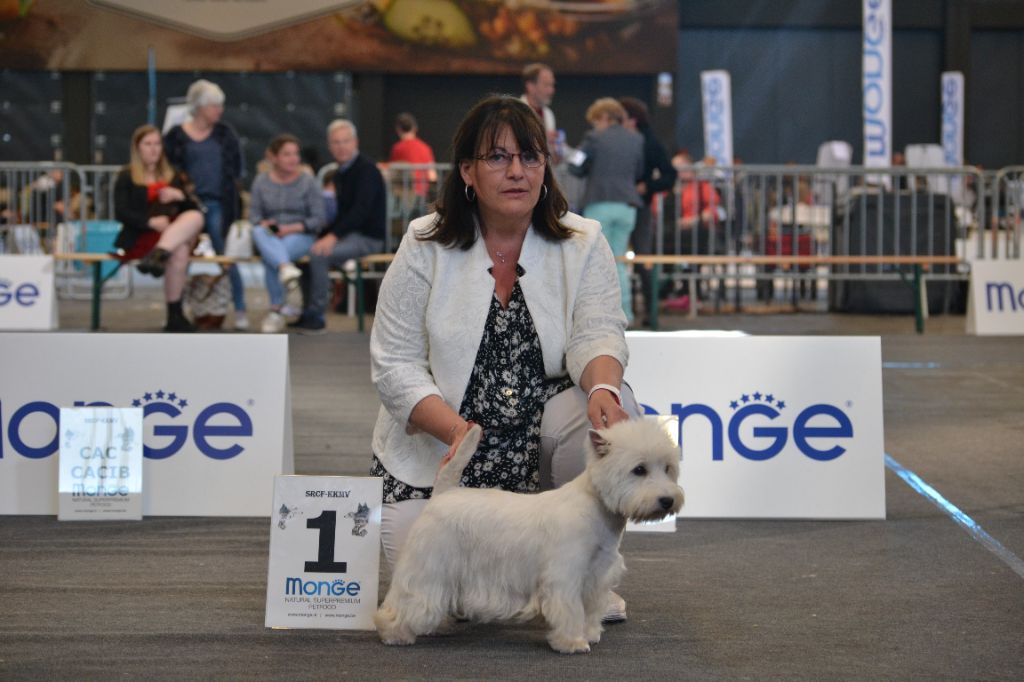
left=659, top=496, right=675, bottom=510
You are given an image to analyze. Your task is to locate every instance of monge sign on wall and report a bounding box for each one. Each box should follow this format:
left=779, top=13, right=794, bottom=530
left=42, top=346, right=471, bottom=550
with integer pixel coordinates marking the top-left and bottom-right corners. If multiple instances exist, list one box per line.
left=0, top=334, right=293, bottom=516
left=624, top=335, right=885, bottom=519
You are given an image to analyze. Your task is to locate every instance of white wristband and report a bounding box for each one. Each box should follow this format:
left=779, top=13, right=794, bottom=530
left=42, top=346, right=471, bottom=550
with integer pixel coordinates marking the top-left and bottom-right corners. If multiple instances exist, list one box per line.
left=587, top=383, right=622, bottom=406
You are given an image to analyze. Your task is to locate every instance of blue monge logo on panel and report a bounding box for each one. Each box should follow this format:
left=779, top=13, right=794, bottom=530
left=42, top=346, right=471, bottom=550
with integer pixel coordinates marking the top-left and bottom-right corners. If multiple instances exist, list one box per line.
left=644, top=390, right=856, bottom=462
left=0, top=278, right=41, bottom=308
left=0, top=387, right=254, bottom=460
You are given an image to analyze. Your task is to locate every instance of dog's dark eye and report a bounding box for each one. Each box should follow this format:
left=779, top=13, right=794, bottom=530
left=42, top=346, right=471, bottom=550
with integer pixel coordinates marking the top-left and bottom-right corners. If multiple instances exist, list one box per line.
left=632, top=465, right=647, bottom=476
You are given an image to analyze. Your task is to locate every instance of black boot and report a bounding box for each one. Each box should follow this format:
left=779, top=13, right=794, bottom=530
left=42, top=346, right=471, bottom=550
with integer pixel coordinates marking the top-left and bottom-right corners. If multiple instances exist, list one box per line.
left=138, top=248, right=171, bottom=278
left=163, top=300, right=196, bottom=333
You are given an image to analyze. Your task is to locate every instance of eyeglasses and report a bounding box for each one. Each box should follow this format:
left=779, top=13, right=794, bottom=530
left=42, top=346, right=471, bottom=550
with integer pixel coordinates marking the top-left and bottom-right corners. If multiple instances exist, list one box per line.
left=476, top=150, right=547, bottom=170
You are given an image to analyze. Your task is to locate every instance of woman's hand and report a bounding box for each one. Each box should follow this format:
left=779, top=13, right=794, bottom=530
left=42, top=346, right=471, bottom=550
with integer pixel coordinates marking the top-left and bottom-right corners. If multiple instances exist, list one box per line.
left=588, top=389, right=629, bottom=430
left=158, top=186, right=185, bottom=204
left=148, top=215, right=170, bottom=231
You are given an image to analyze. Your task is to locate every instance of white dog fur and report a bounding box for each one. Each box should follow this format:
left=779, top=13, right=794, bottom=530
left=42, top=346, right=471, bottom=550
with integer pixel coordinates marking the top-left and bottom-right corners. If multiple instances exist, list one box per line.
left=374, top=418, right=684, bottom=654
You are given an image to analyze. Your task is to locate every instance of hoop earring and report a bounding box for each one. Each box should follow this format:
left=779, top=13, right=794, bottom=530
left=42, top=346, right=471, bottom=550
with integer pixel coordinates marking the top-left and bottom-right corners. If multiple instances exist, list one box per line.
left=464, top=185, right=476, bottom=202
left=540, top=184, right=548, bottom=201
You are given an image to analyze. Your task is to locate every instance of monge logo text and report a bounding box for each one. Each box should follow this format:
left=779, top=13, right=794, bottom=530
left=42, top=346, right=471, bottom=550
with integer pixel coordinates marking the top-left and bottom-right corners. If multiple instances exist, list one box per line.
left=0, top=278, right=41, bottom=308
left=646, top=390, right=855, bottom=462
left=0, top=387, right=254, bottom=460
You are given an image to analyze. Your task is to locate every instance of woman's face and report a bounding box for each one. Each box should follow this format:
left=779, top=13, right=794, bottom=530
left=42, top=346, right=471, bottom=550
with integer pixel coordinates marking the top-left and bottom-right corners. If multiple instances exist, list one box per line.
left=137, top=132, right=163, bottom=168
left=272, top=142, right=301, bottom=175
left=195, top=101, right=224, bottom=125
left=459, top=126, right=546, bottom=229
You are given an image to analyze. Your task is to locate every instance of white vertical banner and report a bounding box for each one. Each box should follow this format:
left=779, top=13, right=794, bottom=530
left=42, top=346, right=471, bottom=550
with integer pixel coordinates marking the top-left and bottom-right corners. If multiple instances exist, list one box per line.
left=700, top=70, right=733, bottom=169
left=941, top=71, right=966, bottom=203
left=863, top=0, right=892, bottom=187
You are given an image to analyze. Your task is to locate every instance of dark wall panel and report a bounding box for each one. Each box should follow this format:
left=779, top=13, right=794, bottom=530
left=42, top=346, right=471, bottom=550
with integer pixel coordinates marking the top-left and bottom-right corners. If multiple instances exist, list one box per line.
left=0, top=71, right=64, bottom=161
left=969, top=30, right=1023, bottom=167
left=678, top=27, right=942, bottom=165
left=91, top=71, right=352, bottom=179
left=378, top=73, right=659, bottom=164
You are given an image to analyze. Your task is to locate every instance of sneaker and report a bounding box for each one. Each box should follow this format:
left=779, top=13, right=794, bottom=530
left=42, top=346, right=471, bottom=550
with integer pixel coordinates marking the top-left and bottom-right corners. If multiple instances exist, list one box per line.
left=279, top=304, right=302, bottom=319
left=261, top=311, right=286, bottom=333
left=288, top=312, right=326, bottom=334
left=233, top=313, right=250, bottom=331
left=279, top=262, right=303, bottom=285
left=602, top=591, right=627, bottom=624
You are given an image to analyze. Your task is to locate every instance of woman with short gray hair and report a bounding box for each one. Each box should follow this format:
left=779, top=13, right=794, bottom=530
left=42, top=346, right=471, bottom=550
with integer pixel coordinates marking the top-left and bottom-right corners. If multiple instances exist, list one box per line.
left=164, top=79, right=247, bottom=330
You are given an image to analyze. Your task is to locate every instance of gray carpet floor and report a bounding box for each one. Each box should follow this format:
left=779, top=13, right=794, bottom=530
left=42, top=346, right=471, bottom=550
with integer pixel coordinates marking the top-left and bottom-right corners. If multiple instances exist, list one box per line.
left=1, top=290, right=1022, bottom=680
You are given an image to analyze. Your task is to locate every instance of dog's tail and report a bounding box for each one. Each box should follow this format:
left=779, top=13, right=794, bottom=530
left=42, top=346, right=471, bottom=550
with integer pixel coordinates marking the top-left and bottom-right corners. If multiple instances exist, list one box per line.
left=432, top=424, right=482, bottom=496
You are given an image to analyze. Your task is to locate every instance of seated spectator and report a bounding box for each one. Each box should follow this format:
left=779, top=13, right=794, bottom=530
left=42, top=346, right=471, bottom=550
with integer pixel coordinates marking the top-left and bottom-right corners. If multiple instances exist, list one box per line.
left=114, top=124, right=205, bottom=332
left=291, top=119, right=386, bottom=333
left=249, top=134, right=325, bottom=334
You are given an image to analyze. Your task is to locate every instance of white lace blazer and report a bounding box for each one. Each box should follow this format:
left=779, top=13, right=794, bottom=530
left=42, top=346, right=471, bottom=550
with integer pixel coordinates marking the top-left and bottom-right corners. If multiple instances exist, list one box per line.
left=369, top=210, right=628, bottom=488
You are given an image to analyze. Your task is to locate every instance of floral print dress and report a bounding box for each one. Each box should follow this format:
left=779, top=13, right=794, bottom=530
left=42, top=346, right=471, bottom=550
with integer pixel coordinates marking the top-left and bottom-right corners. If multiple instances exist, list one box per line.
left=371, top=266, right=574, bottom=503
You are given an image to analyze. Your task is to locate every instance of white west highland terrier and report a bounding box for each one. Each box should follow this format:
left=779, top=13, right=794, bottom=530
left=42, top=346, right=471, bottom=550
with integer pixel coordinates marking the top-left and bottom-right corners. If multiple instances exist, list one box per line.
left=374, top=418, right=685, bottom=654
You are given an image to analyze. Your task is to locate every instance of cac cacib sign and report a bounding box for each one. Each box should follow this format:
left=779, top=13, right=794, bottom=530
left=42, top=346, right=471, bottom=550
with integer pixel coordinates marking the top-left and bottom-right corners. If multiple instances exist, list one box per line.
left=624, top=334, right=885, bottom=519
left=0, top=333, right=293, bottom=516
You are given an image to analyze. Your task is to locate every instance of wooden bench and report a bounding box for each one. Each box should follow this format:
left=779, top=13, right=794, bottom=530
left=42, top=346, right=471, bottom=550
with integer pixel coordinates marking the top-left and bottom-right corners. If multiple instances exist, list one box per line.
left=51, top=252, right=252, bottom=331
left=353, top=253, right=966, bottom=334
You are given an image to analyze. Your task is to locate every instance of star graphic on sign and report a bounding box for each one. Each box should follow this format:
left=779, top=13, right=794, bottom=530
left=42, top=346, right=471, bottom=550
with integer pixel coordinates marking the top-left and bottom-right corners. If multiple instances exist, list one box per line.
left=156, top=390, right=165, bottom=399
left=143, top=392, right=152, bottom=401
left=730, top=400, right=739, bottom=409
left=168, top=392, right=177, bottom=402
left=178, top=399, right=188, bottom=408
left=741, top=394, right=750, bottom=403
left=776, top=400, right=786, bottom=410
left=753, top=391, right=762, bottom=401
left=132, top=399, right=141, bottom=407
left=765, top=394, right=774, bottom=402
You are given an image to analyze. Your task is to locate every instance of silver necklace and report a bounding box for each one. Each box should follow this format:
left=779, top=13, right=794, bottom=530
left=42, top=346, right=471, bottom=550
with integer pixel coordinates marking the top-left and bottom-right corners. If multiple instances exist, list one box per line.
left=494, top=250, right=507, bottom=264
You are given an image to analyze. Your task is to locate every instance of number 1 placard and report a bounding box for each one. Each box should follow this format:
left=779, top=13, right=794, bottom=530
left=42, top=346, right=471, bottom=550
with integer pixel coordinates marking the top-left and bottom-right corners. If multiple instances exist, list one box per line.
left=264, top=475, right=383, bottom=630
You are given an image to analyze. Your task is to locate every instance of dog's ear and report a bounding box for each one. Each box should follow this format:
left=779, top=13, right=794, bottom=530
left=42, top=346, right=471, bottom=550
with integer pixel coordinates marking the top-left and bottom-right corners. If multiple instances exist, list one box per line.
left=588, top=429, right=611, bottom=458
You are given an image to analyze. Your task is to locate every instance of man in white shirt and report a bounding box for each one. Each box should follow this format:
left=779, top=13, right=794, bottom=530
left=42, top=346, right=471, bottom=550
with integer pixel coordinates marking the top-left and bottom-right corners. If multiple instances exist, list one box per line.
left=521, top=63, right=557, bottom=150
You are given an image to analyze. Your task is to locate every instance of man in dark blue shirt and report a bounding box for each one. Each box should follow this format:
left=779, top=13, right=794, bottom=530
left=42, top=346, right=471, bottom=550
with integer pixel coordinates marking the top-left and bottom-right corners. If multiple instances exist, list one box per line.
left=292, top=119, right=386, bottom=332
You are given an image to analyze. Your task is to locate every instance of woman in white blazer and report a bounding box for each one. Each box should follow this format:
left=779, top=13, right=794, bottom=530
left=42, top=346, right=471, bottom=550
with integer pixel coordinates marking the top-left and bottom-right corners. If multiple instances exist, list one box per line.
left=370, top=96, right=639, bottom=621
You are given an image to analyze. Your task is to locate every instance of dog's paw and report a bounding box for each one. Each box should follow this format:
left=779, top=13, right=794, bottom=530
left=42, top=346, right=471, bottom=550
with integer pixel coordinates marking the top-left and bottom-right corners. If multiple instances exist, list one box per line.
left=378, top=633, right=416, bottom=646
left=586, top=624, right=603, bottom=644
left=548, top=635, right=591, bottom=654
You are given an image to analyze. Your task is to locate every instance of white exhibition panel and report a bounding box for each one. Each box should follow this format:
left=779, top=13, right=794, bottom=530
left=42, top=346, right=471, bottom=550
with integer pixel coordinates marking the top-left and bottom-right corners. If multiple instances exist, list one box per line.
left=0, top=255, right=58, bottom=331
left=0, top=333, right=293, bottom=516
left=624, top=334, right=886, bottom=519
left=966, top=260, right=1024, bottom=335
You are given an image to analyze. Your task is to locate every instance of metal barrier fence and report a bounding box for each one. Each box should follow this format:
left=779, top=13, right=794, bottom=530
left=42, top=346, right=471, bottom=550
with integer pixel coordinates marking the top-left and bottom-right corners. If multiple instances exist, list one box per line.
left=6, top=160, right=1021, bottom=309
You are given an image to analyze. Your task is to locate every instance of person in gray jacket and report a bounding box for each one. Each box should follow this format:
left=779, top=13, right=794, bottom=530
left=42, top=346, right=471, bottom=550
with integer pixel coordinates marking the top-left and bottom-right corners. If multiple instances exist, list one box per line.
left=570, top=98, right=645, bottom=324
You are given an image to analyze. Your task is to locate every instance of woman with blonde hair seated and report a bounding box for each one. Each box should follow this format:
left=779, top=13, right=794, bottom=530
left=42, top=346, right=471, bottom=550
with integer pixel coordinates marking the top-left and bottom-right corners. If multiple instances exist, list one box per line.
left=114, top=124, right=205, bottom=332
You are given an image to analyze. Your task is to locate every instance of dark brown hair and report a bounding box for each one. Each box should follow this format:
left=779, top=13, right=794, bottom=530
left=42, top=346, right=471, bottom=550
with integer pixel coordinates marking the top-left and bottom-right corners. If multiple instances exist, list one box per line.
left=522, top=63, right=552, bottom=86
left=395, top=112, right=417, bottom=133
left=619, top=96, right=650, bottom=129
left=420, top=95, right=572, bottom=250
left=267, top=133, right=301, bottom=156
